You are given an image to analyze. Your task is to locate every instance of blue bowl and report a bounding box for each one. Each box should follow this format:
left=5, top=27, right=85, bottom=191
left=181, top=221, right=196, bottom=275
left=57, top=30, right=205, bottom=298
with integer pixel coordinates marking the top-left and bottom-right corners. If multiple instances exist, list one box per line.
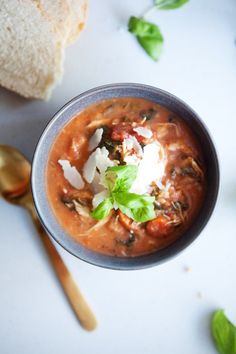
left=31, top=83, right=219, bottom=270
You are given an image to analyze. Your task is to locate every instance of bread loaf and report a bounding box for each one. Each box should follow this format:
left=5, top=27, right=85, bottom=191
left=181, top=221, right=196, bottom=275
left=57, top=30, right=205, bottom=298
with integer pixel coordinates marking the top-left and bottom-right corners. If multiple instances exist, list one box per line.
left=33, top=0, right=73, bottom=41
left=0, top=0, right=87, bottom=100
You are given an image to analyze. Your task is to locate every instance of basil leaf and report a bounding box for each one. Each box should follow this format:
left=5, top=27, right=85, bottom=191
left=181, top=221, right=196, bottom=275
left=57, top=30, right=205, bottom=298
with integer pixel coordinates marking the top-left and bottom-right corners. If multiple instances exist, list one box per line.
left=212, top=310, right=236, bottom=354
left=114, top=192, right=156, bottom=222
left=117, top=201, right=156, bottom=223
left=106, top=165, right=138, bottom=193
left=91, top=165, right=156, bottom=222
left=155, top=0, right=189, bottom=10
left=114, top=192, right=154, bottom=209
left=131, top=204, right=156, bottom=223
left=116, top=203, right=135, bottom=220
left=91, top=198, right=113, bottom=220
left=128, top=16, right=164, bottom=61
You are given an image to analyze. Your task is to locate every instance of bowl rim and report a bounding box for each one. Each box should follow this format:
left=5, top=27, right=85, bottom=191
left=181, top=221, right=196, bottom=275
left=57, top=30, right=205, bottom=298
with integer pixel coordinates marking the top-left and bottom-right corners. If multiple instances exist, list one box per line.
left=31, top=83, right=220, bottom=270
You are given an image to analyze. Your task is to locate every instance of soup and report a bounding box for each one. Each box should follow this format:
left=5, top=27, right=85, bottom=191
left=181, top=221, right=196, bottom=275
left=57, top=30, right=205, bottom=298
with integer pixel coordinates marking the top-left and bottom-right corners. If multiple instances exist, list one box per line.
left=47, top=97, right=206, bottom=257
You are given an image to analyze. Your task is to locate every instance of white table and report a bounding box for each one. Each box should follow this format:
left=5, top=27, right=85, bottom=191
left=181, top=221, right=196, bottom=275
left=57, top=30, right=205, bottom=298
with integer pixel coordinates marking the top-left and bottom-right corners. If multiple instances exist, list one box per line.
left=1, top=0, right=236, bottom=353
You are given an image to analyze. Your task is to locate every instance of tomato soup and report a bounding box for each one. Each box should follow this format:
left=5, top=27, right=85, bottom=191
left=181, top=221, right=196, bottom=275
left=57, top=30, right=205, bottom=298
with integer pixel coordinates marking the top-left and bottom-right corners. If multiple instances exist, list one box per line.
left=46, top=97, right=206, bottom=257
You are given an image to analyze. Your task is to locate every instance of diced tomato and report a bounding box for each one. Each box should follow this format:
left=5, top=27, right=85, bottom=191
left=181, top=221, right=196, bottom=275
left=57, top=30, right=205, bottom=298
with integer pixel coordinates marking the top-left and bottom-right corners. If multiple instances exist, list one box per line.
left=132, top=131, right=145, bottom=143
left=111, top=125, right=130, bottom=141
left=111, top=124, right=145, bottom=143
left=146, top=216, right=171, bottom=238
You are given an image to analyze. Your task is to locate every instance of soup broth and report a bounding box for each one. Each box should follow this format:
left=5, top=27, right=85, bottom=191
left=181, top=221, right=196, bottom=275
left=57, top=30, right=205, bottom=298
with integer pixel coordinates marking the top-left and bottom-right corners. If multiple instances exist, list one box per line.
left=47, top=97, right=206, bottom=257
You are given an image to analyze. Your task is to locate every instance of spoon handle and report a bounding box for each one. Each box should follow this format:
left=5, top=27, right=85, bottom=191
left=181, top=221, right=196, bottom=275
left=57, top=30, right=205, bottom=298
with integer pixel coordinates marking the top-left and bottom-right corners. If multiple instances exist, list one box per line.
left=26, top=196, right=97, bottom=331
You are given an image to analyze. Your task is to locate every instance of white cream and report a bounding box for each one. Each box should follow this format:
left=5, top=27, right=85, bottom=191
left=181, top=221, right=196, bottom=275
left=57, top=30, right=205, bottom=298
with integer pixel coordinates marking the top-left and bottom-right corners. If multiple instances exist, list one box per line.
left=130, top=142, right=166, bottom=195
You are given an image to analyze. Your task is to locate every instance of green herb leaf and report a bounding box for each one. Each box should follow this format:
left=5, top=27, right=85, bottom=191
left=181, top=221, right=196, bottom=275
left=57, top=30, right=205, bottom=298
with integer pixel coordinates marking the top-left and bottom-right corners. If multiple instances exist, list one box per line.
left=114, top=192, right=156, bottom=222
left=211, top=309, right=236, bottom=354
left=91, top=198, right=113, bottom=220
left=155, top=0, right=189, bottom=10
left=91, top=165, right=156, bottom=223
left=105, top=165, right=138, bottom=193
left=128, top=16, right=164, bottom=61
left=114, top=192, right=154, bottom=209
left=131, top=204, right=156, bottom=223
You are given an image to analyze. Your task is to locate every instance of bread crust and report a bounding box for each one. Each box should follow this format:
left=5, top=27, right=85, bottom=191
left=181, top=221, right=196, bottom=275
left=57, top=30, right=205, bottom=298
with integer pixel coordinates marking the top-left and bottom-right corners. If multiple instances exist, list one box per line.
left=67, top=0, right=88, bottom=44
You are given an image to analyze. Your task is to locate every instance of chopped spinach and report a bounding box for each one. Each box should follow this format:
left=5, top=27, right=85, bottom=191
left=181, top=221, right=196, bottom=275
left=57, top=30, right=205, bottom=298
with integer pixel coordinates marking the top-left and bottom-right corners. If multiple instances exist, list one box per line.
left=170, top=165, right=177, bottom=178
left=115, top=232, right=136, bottom=247
left=154, top=201, right=163, bottom=210
left=139, top=108, right=157, bottom=120
left=102, top=139, right=119, bottom=152
left=139, top=142, right=146, bottom=149
left=61, top=195, right=72, bottom=204
left=179, top=201, right=189, bottom=210
left=98, top=125, right=122, bottom=160
left=172, top=200, right=189, bottom=211
left=99, top=125, right=111, bottom=143
left=180, top=166, right=198, bottom=178
left=168, top=114, right=176, bottom=123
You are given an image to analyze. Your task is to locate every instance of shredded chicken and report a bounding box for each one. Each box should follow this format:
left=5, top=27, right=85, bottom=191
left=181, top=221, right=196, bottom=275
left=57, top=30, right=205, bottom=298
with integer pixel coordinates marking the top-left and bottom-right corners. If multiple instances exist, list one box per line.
left=87, top=116, right=113, bottom=129
left=186, top=157, right=204, bottom=180
left=79, top=215, right=112, bottom=237
left=72, top=200, right=90, bottom=217
left=156, top=123, right=180, bottom=139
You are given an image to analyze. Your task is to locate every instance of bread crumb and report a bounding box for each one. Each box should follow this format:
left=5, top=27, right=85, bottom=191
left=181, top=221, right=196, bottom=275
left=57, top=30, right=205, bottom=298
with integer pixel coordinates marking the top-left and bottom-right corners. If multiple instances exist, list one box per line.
left=183, top=266, right=192, bottom=273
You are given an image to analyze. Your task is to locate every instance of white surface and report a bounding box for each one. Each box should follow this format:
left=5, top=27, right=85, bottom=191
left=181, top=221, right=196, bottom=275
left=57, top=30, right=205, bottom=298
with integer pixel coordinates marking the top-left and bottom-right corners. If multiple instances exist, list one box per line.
left=0, top=0, right=236, bottom=353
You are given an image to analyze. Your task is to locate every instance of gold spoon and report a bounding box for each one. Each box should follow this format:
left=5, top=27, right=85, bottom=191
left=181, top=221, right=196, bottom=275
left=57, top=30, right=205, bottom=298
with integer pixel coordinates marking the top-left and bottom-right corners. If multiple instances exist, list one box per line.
left=0, top=144, right=97, bottom=331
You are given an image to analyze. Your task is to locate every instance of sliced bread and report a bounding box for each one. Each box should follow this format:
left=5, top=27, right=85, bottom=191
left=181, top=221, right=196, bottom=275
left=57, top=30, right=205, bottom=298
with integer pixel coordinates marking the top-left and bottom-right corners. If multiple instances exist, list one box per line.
left=0, top=0, right=87, bottom=100
left=0, top=0, right=65, bottom=99
left=32, top=0, right=73, bottom=42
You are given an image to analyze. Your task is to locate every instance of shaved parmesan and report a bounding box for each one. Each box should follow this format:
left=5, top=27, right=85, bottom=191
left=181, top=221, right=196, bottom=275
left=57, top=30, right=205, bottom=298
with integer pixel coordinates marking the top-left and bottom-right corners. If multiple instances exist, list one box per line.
left=92, top=190, right=108, bottom=208
left=96, top=147, right=114, bottom=174
left=83, top=150, right=97, bottom=183
left=58, top=160, right=84, bottom=189
left=83, top=147, right=115, bottom=184
left=123, top=135, right=143, bottom=165
left=123, top=155, right=141, bottom=166
left=130, top=142, right=166, bottom=195
left=133, top=127, right=153, bottom=138
left=89, top=128, right=103, bottom=151
left=123, top=135, right=143, bottom=157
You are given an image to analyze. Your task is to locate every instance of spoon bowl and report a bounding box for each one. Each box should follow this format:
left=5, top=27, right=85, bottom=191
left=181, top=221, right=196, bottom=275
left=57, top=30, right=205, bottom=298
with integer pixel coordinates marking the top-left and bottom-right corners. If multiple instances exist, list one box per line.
left=0, top=144, right=97, bottom=331
left=0, top=145, right=30, bottom=199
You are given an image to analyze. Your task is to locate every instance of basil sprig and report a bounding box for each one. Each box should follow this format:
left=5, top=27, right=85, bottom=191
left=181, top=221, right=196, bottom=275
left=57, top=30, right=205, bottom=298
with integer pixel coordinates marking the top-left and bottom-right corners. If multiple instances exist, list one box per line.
left=128, top=17, right=163, bottom=61
left=212, top=309, right=236, bottom=354
left=128, top=0, right=189, bottom=61
left=155, top=0, right=189, bottom=10
left=91, top=165, right=155, bottom=222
